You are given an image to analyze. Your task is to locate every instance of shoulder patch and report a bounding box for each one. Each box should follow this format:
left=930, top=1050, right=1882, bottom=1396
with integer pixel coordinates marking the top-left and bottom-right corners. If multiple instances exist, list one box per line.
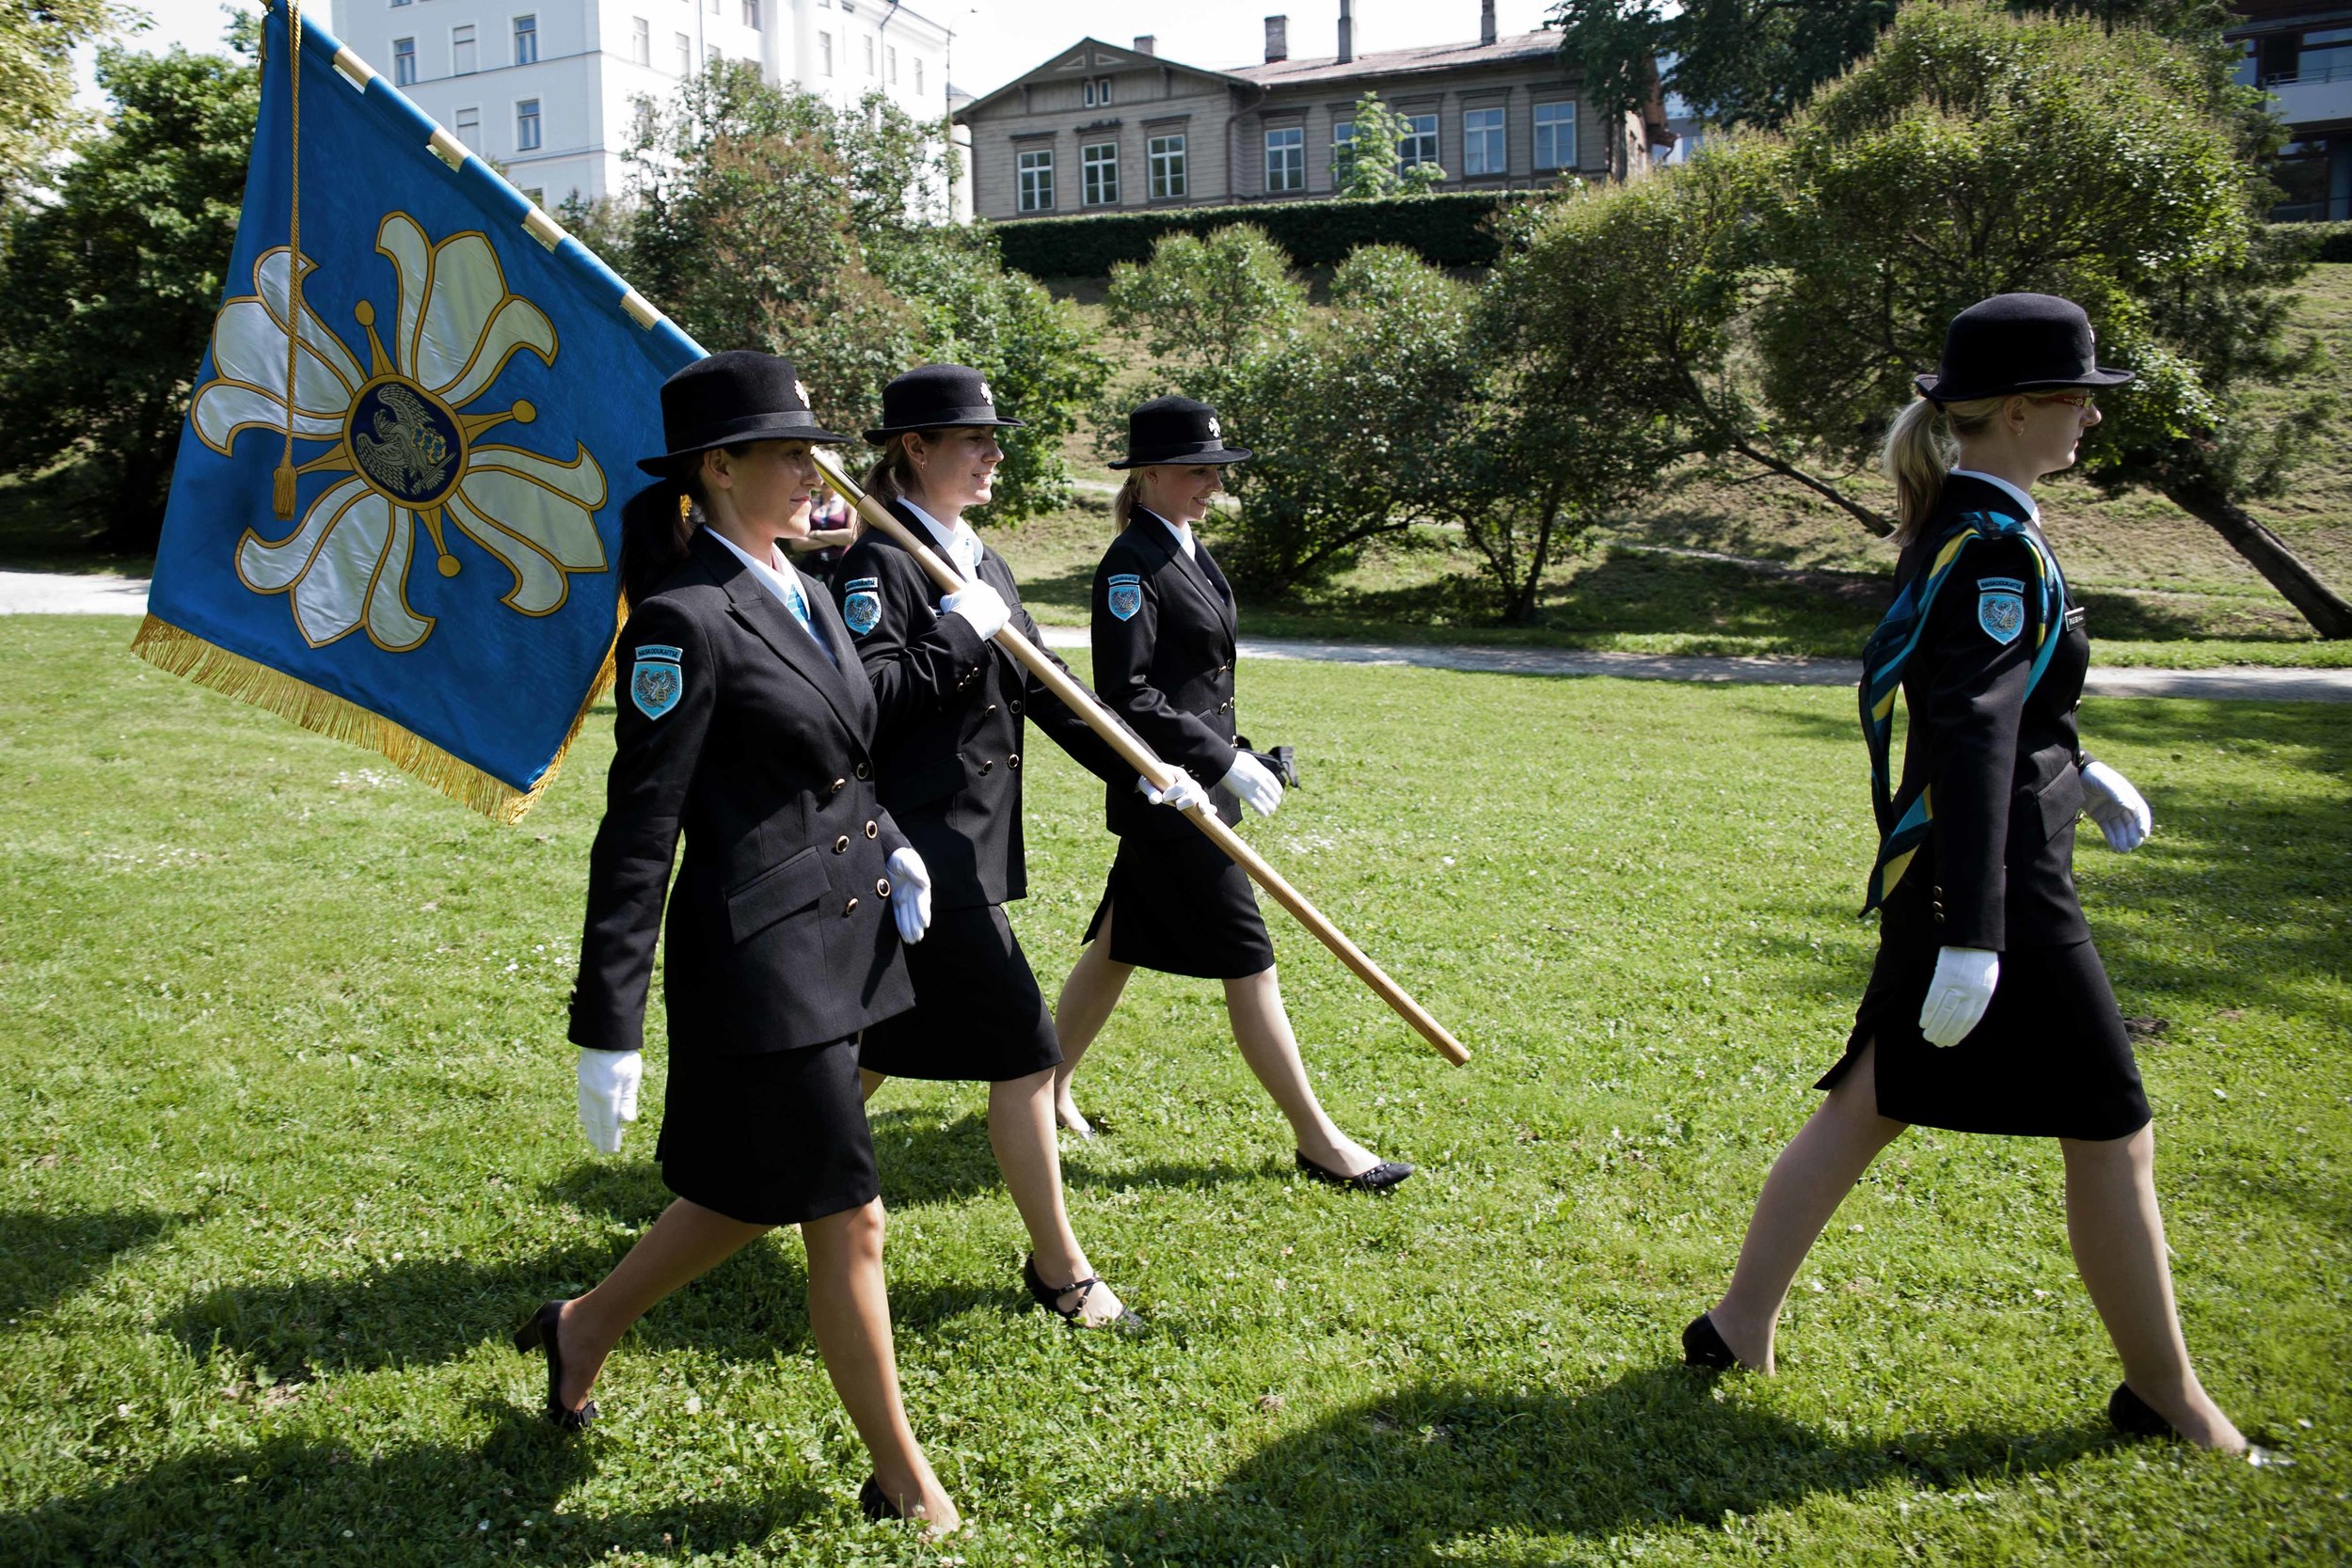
left=842, top=577, right=880, bottom=593
left=844, top=589, right=882, bottom=636
left=1977, top=585, right=2026, bottom=645
left=1105, top=572, right=1143, bottom=623
left=630, top=644, right=684, bottom=719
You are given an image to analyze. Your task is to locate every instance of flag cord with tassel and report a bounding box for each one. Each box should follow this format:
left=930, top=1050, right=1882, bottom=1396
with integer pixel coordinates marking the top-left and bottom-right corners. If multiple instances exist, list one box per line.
left=272, top=0, right=303, bottom=519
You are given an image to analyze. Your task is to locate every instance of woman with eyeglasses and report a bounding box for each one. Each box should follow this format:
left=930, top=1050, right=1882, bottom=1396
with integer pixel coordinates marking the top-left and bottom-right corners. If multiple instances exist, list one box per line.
left=1680, top=295, right=2246, bottom=1452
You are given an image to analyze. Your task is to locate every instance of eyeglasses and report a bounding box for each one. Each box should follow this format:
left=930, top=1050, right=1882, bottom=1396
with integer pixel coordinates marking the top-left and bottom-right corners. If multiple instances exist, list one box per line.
left=2029, top=391, right=2097, bottom=411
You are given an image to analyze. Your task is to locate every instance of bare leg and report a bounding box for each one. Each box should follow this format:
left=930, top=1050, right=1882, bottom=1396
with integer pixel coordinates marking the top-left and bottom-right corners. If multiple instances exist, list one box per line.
left=803, top=1199, right=961, bottom=1530
left=1708, top=1041, right=1908, bottom=1372
left=1224, top=966, right=1385, bottom=1177
left=989, top=1068, right=1127, bottom=1324
left=556, top=1197, right=771, bottom=1410
left=2061, top=1124, right=2246, bottom=1451
left=1052, top=911, right=1135, bottom=1132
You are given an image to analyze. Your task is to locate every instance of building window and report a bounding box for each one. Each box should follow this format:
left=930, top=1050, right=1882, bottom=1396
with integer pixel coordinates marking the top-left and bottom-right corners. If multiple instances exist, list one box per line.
left=522, top=187, right=545, bottom=207
left=864, top=35, right=876, bottom=74
left=675, top=31, right=691, bottom=74
left=513, top=14, right=537, bottom=66
left=516, top=97, right=542, bottom=150
left=1148, top=133, right=1186, bottom=199
left=705, top=0, right=717, bottom=11
left=742, top=0, right=760, bottom=28
left=1018, top=147, right=1054, bottom=212
left=1264, top=125, right=1304, bottom=193
left=1463, top=106, right=1503, bottom=177
left=818, top=31, right=832, bottom=74
left=1533, top=101, right=1575, bottom=171
left=914, top=56, right=923, bottom=94
left=1399, top=112, right=1438, bottom=171
left=630, top=17, right=649, bottom=64
left=393, top=36, right=417, bottom=86
left=453, top=24, right=477, bottom=75
left=1081, top=141, right=1119, bottom=205
left=454, top=104, right=480, bottom=149
left=888, top=44, right=898, bottom=82
left=391, top=0, right=411, bottom=8
left=1331, top=119, right=1356, bottom=184
left=1084, top=75, right=1113, bottom=107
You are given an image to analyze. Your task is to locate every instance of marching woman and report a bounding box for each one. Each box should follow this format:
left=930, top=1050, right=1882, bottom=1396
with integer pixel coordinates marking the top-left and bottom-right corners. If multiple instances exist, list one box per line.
left=830, top=364, right=1161, bottom=1327
left=529, top=352, right=961, bottom=1529
left=1681, top=295, right=2245, bottom=1451
left=1050, top=397, right=1413, bottom=1194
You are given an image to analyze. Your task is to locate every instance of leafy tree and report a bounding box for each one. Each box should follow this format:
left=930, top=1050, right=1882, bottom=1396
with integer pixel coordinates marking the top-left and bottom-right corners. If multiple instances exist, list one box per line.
left=0, top=26, right=258, bottom=547
left=1333, top=93, right=1448, bottom=198
left=613, top=63, right=1096, bottom=519
left=1102, top=223, right=1306, bottom=372
left=0, top=0, right=126, bottom=209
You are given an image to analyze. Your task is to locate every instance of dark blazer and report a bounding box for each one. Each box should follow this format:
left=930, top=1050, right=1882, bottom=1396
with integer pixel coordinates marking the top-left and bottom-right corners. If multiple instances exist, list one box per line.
left=569, top=527, right=914, bottom=1056
left=1090, top=510, right=1245, bottom=842
left=829, top=499, right=1127, bottom=909
left=1879, top=475, right=2094, bottom=952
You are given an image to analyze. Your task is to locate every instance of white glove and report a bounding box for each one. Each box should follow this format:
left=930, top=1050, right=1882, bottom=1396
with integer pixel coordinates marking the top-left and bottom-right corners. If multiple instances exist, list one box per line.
left=1219, top=750, right=1283, bottom=817
left=1138, top=768, right=1213, bottom=814
left=2080, top=760, right=2152, bottom=852
left=1917, top=946, right=2000, bottom=1048
left=576, top=1048, right=643, bottom=1154
left=886, top=846, right=932, bottom=943
left=940, top=580, right=1009, bottom=641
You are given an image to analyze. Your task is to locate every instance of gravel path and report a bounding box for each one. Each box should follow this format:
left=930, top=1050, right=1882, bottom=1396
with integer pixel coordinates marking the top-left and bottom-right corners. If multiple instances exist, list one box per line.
left=8, top=569, right=2342, bottom=702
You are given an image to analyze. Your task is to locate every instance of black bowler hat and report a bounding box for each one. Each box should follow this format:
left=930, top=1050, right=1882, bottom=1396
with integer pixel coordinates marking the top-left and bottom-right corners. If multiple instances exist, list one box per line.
left=1106, top=395, right=1253, bottom=469
left=864, top=363, right=1025, bottom=443
left=1914, top=293, right=2135, bottom=404
left=637, top=350, right=849, bottom=475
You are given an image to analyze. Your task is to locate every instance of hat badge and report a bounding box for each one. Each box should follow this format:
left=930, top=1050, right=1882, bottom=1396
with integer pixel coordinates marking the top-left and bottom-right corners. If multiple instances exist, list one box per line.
left=1206, top=415, right=1221, bottom=438
left=793, top=378, right=811, bottom=408
left=977, top=380, right=994, bottom=406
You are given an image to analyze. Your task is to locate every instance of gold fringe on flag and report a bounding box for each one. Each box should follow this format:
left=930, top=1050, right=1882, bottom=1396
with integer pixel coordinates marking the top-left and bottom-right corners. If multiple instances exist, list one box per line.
left=130, top=612, right=623, bottom=825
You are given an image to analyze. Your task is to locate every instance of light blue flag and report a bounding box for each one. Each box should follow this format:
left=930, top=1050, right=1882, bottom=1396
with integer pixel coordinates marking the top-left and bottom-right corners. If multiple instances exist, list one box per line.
left=137, top=0, right=704, bottom=820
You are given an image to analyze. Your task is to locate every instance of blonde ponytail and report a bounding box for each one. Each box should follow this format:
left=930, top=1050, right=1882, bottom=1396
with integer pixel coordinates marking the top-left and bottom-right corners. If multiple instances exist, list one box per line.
left=862, top=433, right=926, bottom=505
left=1110, top=473, right=1140, bottom=532
left=1881, top=394, right=2009, bottom=546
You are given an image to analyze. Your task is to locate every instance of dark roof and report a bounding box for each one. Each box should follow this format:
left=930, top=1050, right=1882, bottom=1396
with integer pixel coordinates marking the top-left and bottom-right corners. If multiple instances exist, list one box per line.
left=1226, top=29, right=1565, bottom=89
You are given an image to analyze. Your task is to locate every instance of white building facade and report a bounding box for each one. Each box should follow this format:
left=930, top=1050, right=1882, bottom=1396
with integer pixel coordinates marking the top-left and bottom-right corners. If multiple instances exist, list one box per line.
left=328, top=0, right=958, bottom=212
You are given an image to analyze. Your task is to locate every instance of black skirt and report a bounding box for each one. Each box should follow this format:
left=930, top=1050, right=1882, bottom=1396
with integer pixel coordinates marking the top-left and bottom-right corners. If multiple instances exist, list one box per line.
left=1084, top=832, right=1275, bottom=980
left=858, top=903, right=1061, bottom=1082
left=656, top=1037, right=879, bottom=1226
left=1822, top=935, right=2151, bottom=1140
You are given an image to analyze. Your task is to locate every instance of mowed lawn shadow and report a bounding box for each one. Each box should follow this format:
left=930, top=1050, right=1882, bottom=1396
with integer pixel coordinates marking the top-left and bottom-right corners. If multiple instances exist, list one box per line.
left=0, top=1207, right=175, bottom=1323
left=0, top=1401, right=825, bottom=1566
left=1087, top=1368, right=2119, bottom=1566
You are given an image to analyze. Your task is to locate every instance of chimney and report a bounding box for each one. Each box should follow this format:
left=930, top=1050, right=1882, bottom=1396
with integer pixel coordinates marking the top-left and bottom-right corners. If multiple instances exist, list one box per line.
left=1338, top=0, right=1354, bottom=64
left=1480, top=0, right=1497, bottom=47
left=1264, top=15, right=1288, bottom=63
left=1134, top=35, right=1155, bottom=55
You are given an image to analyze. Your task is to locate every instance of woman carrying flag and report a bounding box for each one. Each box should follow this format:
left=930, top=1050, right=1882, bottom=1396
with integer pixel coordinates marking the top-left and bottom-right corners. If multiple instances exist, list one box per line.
left=1050, top=397, right=1411, bottom=1195
left=828, top=364, right=1175, bottom=1328
left=1680, top=296, right=2245, bottom=1452
left=531, top=351, right=962, bottom=1530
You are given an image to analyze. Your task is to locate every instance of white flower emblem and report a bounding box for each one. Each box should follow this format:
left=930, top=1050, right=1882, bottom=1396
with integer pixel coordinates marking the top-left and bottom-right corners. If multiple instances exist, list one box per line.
left=793, top=378, right=811, bottom=408
left=1207, top=415, right=1222, bottom=438
left=192, top=213, right=608, bottom=650
left=977, top=380, right=994, bottom=406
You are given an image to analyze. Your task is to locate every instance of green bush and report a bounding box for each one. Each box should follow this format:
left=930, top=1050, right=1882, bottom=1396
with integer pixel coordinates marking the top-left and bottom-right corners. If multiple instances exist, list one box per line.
left=988, top=190, right=1544, bottom=277
left=2276, top=221, right=2352, bottom=262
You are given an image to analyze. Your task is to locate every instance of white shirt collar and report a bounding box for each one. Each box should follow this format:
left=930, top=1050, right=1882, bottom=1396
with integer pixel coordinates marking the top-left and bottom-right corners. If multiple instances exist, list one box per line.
left=1948, top=468, right=2041, bottom=524
left=1136, top=506, right=1195, bottom=559
left=706, top=526, right=805, bottom=613
left=900, top=497, right=979, bottom=570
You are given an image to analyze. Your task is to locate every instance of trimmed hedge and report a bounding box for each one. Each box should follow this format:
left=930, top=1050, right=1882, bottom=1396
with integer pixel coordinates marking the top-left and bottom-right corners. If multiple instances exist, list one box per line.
left=989, top=191, right=1540, bottom=277
left=2300, top=221, right=2352, bottom=262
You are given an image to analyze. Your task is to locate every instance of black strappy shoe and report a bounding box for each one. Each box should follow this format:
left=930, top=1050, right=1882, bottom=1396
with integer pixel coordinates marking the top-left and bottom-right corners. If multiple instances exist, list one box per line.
left=1681, top=1312, right=1740, bottom=1370
left=1295, top=1150, right=1414, bottom=1194
left=859, top=1475, right=898, bottom=1521
left=1023, top=1254, right=1142, bottom=1330
left=2108, top=1383, right=2181, bottom=1440
left=512, top=1299, right=597, bottom=1432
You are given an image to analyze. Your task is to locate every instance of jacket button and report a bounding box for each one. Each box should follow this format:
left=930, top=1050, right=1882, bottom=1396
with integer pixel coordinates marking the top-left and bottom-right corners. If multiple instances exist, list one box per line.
left=829, top=777, right=847, bottom=796
left=834, top=834, right=850, bottom=854
left=854, top=761, right=871, bottom=780
left=876, top=878, right=892, bottom=897
left=979, top=758, right=994, bottom=774
left=844, top=897, right=860, bottom=916
left=865, top=819, right=879, bottom=838
left=984, top=703, right=999, bottom=715
left=1008, top=752, right=1022, bottom=769
left=1010, top=699, right=1023, bottom=714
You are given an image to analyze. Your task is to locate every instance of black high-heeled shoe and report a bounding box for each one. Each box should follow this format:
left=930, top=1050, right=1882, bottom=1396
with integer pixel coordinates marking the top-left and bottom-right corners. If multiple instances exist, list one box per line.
left=1295, top=1151, right=1414, bottom=1194
left=2108, top=1383, right=2180, bottom=1440
left=1023, top=1254, right=1142, bottom=1329
left=1681, top=1312, right=1740, bottom=1370
left=859, top=1475, right=898, bottom=1522
left=512, top=1299, right=597, bottom=1432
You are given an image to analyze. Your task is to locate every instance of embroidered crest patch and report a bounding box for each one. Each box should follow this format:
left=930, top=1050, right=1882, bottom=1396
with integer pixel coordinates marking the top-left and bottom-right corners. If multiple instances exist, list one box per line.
left=1106, top=573, right=1143, bottom=623
left=844, top=590, right=882, bottom=636
left=631, top=645, right=683, bottom=719
left=1978, top=588, right=2026, bottom=645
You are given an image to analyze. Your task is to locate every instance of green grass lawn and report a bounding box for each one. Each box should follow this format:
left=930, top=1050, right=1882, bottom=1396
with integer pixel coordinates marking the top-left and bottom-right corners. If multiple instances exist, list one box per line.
left=2, top=615, right=2347, bottom=1564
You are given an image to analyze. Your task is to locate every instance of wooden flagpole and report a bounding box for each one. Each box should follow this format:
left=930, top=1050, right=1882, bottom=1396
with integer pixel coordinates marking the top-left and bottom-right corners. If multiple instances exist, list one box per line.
left=807, top=450, right=1469, bottom=1068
